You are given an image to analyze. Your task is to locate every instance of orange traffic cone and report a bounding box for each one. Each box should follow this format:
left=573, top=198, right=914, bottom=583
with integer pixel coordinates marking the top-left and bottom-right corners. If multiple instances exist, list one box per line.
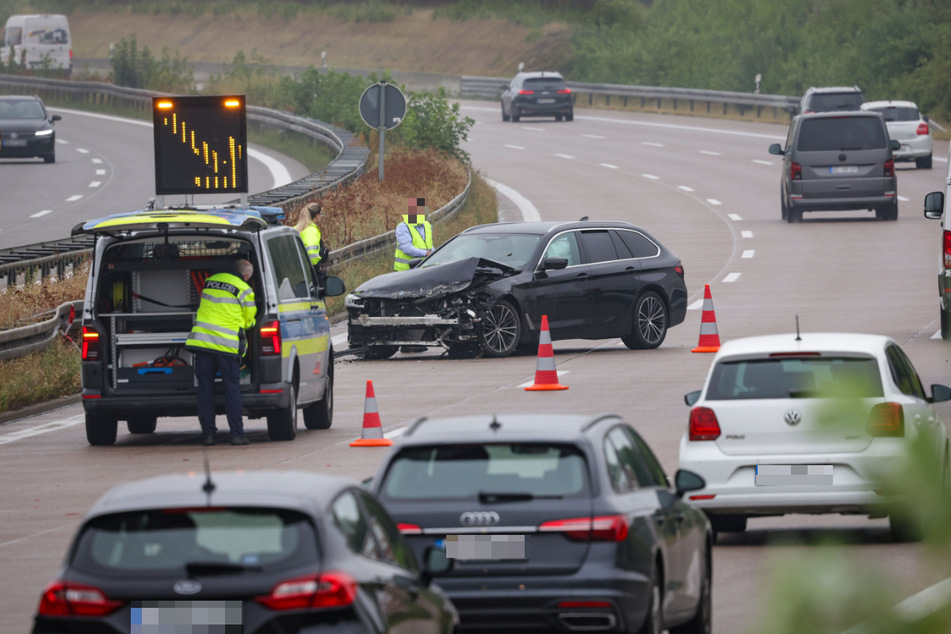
left=691, top=284, right=721, bottom=353
left=350, top=380, right=393, bottom=447
left=525, top=315, right=569, bottom=391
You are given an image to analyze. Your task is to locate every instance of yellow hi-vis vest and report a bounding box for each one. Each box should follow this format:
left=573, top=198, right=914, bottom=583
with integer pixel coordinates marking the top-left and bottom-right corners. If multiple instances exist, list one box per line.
left=300, top=223, right=322, bottom=266
left=394, top=219, right=433, bottom=271
left=186, top=272, right=257, bottom=356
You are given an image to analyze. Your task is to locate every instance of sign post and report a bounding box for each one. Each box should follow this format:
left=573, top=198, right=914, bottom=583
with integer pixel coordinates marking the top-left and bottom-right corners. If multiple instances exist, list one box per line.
left=359, top=81, right=407, bottom=181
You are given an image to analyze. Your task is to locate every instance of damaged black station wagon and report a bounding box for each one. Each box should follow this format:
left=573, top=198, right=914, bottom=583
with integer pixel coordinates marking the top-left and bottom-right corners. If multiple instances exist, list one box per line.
left=346, top=220, right=688, bottom=359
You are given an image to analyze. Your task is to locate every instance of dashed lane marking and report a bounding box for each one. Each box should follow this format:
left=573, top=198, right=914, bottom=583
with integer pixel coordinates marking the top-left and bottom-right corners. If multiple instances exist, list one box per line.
left=752, top=159, right=773, bottom=166
left=642, top=141, right=664, bottom=147
left=555, top=153, right=574, bottom=159
left=89, top=181, right=101, bottom=188
left=728, top=213, right=742, bottom=221
left=66, top=195, right=82, bottom=202
left=742, top=250, right=755, bottom=258
left=76, top=148, right=89, bottom=154
left=741, top=230, right=753, bottom=238
left=505, top=144, right=525, bottom=150
left=600, top=163, right=619, bottom=169
left=723, top=272, right=741, bottom=282
left=583, top=134, right=605, bottom=139
left=642, top=173, right=660, bottom=180
left=30, top=210, right=52, bottom=218
left=707, top=199, right=722, bottom=206
left=677, top=185, right=694, bottom=192
left=0, top=414, right=85, bottom=445
left=699, top=150, right=721, bottom=156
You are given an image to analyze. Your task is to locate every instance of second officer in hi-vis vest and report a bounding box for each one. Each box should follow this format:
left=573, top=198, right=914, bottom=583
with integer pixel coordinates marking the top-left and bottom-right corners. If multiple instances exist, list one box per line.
left=186, top=259, right=257, bottom=446
left=394, top=197, right=434, bottom=271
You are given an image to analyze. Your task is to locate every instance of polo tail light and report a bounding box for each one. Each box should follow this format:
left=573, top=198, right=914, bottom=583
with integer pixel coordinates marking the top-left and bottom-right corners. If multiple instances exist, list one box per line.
left=37, top=581, right=123, bottom=617
left=260, top=320, right=281, bottom=356
left=81, top=326, right=100, bottom=360
left=689, top=407, right=721, bottom=441
left=867, top=403, right=904, bottom=437
left=538, top=515, right=629, bottom=542
left=254, top=571, right=357, bottom=611
left=790, top=161, right=802, bottom=181
left=943, top=230, right=951, bottom=268
left=916, top=122, right=929, bottom=136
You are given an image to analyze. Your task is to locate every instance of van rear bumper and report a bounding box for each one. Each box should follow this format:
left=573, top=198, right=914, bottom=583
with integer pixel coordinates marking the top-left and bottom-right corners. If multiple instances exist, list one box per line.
left=81, top=382, right=292, bottom=419
left=788, top=193, right=896, bottom=212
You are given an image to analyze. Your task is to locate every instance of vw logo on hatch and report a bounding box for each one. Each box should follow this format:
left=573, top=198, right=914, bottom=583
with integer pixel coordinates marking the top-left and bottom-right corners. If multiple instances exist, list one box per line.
left=784, top=410, right=803, bottom=426
left=460, top=511, right=500, bottom=527
left=173, top=580, right=202, bottom=595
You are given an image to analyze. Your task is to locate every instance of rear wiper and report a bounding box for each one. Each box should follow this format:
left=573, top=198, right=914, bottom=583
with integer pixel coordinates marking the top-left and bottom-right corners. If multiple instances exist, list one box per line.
left=478, top=491, right=563, bottom=503
left=185, top=561, right=262, bottom=576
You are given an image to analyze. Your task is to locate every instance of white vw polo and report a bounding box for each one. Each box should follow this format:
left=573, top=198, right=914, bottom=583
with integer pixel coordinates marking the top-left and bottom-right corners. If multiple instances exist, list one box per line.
left=678, top=332, right=951, bottom=542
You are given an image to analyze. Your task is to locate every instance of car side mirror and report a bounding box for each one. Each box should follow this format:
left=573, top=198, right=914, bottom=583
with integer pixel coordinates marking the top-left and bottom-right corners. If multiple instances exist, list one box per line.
left=768, top=143, right=784, bottom=156
left=51, top=114, right=62, bottom=123
left=685, top=390, right=701, bottom=406
left=501, top=84, right=509, bottom=91
left=674, top=469, right=706, bottom=498
left=930, top=384, right=951, bottom=404
left=322, top=275, right=346, bottom=298
left=540, top=257, right=568, bottom=271
left=924, top=191, right=944, bottom=220
left=890, top=139, right=901, bottom=151
left=923, top=115, right=930, bottom=122
left=420, top=545, right=452, bottom=586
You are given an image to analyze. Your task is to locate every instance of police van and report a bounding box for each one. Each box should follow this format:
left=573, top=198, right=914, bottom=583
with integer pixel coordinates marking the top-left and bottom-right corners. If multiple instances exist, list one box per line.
left=924, top=145, right=951, bottom=340
left=1, top=14, right=72, bottom=76
left=74, top=206, right=344, bottom=445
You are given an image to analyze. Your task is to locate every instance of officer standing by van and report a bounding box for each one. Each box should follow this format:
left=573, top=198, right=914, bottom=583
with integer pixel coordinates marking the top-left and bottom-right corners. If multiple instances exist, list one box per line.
left=296, top=202, right=327, bottom=268
left=186, top=260, right=257, bottom=446
left=394, top=197, right=434, bottom=271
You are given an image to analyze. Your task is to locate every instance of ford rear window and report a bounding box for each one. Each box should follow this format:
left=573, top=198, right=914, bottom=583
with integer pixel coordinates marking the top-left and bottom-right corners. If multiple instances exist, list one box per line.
left=706, top=357, right=884, bottom=400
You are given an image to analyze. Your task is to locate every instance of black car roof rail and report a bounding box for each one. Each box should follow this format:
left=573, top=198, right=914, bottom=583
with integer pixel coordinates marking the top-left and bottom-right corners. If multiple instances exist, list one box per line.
left=403, top=416, right=429, bottom=437
left=581, top=413, right=621, bottom=432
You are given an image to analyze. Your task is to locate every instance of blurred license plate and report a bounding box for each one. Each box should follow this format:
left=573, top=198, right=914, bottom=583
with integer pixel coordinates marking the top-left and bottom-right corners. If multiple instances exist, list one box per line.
left=3, top=139, right=26, bottom=147
left=829, top=165, right=858, bottom=174
left=132, top=601, right=242, bottom=632
left=445, top=534, right=525, bottom=560
left=755, top=464, right=833, bottom=486
left=537, top=98, right=555, bottom=104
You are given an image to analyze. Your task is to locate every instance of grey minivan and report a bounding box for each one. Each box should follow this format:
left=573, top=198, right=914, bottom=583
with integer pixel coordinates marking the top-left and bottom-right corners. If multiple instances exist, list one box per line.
left=769, top=111, right=901, bottom=223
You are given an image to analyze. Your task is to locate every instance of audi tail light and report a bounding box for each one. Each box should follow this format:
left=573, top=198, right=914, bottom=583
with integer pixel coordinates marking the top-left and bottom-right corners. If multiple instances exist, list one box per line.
left=81, top=326, right=100, bottom=361
left=397, top=523, right=423, bottom=535
left=943, top=230, right=951, bottom=268
left=37, top=581, right=123, bottom=617
left=557, top=88, right=572, bottom=94
left=916, top=121, right=929, bottom=136
left=538, top=515, right=629, bottom=542
left=254, top=571, right=357, bottom=611
left=790, top=162, right=802, bottom=181
left=674, top=264, right=685, bottom=278
left=518, top=89, right=534, bottom=95
left=867, top=403, right=904, bottom=437
left=260, top=320, right=281, bottom=356
left=689, top=407, right=721, bottom=441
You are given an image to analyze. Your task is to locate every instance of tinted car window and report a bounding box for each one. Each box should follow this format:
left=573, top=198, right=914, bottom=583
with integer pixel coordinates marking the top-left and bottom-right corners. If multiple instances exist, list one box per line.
left=523, top=78, right=567, bottom=91
left=422, top=233, right=541, bottom=269
left=71, top=508, right=317, bottom=575
left=579, top=230, right=618, bottom=264
left=357, top=491, right=419, bottom=571
left=706, top=357, right=884, bottom=400
left=808, top=93, right=865, bottom=112
left=867, top=106, right=919, bottom=122
left=331, top=491, right=376, bottom=558
left=627, top=428, right=670, bottom=487
left=542, top=231, right=581, bottom=266
left=885, top=345, right=925, bottom=399
left=797, top=117, right=887, bottom=151
left=267, top=235, right=309, bottom=300
left=617, top=230, right=660, bottom=258
left=380, top=443, right=588, bottom=501
left=606, top=427, right=656, bottom=490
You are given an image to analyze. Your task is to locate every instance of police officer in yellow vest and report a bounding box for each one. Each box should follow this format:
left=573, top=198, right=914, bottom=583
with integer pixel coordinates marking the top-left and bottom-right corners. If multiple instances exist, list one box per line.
left=394, top=197, right=434, bottom=271
left=186, top=259, right=257, bottom=446
left=295, top=202, right=326, bottom=268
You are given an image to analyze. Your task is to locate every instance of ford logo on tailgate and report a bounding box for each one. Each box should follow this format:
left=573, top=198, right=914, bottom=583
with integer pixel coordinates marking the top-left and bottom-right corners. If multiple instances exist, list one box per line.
left=460, top=511, right=500, bottom=527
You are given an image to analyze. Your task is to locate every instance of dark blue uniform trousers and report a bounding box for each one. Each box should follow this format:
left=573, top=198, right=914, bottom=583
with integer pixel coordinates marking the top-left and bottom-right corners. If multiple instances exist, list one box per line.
left=194, top=349, right=244, bottom=438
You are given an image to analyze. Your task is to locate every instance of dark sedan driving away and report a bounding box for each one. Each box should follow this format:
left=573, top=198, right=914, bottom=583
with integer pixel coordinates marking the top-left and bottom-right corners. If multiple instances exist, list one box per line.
left=346, top=220, right=688, bottom=359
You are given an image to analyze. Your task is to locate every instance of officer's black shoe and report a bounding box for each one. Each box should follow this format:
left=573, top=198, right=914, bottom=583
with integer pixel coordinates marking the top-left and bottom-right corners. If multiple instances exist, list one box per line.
left=202, top=434, right=216, bottom=446
left=231, top=436, right=250, bottom=446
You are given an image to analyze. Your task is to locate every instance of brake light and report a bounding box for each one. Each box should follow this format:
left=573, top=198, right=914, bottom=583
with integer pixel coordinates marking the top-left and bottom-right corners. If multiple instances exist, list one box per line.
left=674, top=264, right=685, bottom=277
left=538, top=515, right=629, bottom=541
left=397, top=523, right=423, bottom=535
left=81, top=327, right=100, bottom=360
left=867, top=403, right=904, bottom=437
left=689, top=407, right=721, bottom=441
left=260, top=320, right=281, bottom=356
left=518, top=89, right=534, bottom=95
left=916, top=122, right=929, bottom=136
left=254, top=572, right=357, bottom=611
left=689, top=494, right=716, bottom=501
left=790, top=162, right=802, bottom=180
left=884, top=158, right=895, bottom=177
left=37, top=581, right=123, bottom=617
left=557, top=88, right=572, bottom=94
left=943, top=230, right=951, bottom=268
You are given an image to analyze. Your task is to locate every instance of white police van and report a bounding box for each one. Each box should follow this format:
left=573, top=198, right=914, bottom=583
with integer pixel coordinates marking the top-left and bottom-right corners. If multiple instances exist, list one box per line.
left=1, top=14, right=72, bottom=76
left=923, top=145, right=951, bottom=340
left=74, top=206, right=344, bottom=445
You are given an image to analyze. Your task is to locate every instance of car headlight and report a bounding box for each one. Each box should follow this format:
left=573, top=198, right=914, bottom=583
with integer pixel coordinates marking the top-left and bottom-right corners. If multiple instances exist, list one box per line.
left=344, top=293, right=363, bottom=309
left=34, top=129, right=53, bottom=137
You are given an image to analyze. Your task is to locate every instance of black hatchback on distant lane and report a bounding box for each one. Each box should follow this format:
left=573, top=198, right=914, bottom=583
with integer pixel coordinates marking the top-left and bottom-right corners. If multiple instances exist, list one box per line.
left=501, top=71, right=574, bottom=122
left=0, top=95, right=60, bottom=163
left=370, top=413, right=712, bottom=634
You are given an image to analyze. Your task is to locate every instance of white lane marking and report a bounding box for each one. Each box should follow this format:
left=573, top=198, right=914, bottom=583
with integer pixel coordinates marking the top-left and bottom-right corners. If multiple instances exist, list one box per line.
left=699, top=150, right=721, bottom=156
left=96, top=169, right=106, bottom=175
left=486, top=179, right=541, bottom=222
left=76, top=148, right=89, bottom=154
left=30, top=210, right=53, bottom=218
left=741, top=230, right=753, bottom=238
left=752, top=159, right=773, bottom=166
left=523, top=126, right=545, bottom=132
left=842, top=575, right=951, bottom=634
left=518, top=371, right=570, bottom=389
left=728, top=213, right=742, bottom=221
left=49, top=107, right=293, bottom=189
left=555, top=153, right=574, bottom=159
left=92, top=158, right=102, bottom=164
left=0, top=414, right=85, bottom=445
left=936, top=155, right=948, bottom=163
left=583, top=134, right=605, bottom=139
left=678, top=185, right=694, bottom=192
left=642, top=141, right=664, bottom=147
left=385, top=427, right=407, bottom=439
left=642, top=173, right=660, bottom=180
left=723, top=272, right=741, bottom=282
left=933, top=330, right=943, bottom=340
left=55, top=139, right=67, bottom=145
left=707, top=198, right=722, bottom=206
left=332, top=333, right=348, bottom=347
left=742, top=250, right=755, bottom=258
left=898, top=195, right=909, bottom=202
left=66, top=195, right=82, bottom=202
left=600, top=163, right=619, bottom=169
left=688, top=299, right=704, bottom=310
left=89, top=181, right=101, bottom=188
left=505, top=144, right=525, bottom=150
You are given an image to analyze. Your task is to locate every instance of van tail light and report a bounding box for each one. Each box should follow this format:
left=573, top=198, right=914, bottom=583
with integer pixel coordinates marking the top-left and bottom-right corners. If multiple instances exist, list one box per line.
left=518, top=89, right=534, bottom=95
left=81, top=327, right=100, bottom=360
left=790, top=162, right=802, bottom=181
left=254, top=572, right=357, bottom=611
left=943, top=230, right=951, bottom=268
left=916, top=122, right=929, bottom=136
left=37, top=581, right=123, bottom=617
left=260, top=320, right=281, bottom=356
left=689, top=407, right=721, bottom=441
left=884, top=159, right=895, bottom=177
left=867, top=403, right=904, bottom=437
left=538, top=515, right=629, bottom=542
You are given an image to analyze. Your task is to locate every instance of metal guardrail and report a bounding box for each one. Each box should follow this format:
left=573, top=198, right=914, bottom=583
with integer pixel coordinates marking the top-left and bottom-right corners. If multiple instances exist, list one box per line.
left=0, top=300, right=82, bottom=362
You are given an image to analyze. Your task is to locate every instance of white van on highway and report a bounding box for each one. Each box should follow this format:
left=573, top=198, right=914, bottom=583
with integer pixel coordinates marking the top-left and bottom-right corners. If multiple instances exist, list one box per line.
left=1, top=14, right=71, bottom=76
left=923, top=144, right=951, bottom=340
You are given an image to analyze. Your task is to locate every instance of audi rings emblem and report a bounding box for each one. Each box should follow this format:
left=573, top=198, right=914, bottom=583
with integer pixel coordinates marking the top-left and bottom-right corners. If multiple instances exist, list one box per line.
left=460, top=511, right=500, bottom=527
left=784, top=410, right=802, bottom=426
left=173, top=580, right=202, bottom=595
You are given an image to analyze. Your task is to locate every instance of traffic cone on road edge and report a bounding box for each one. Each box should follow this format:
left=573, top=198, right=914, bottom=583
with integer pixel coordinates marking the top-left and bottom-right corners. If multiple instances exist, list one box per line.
left=691, top=284, right=721, bottom=353
left=525, top=315, right=569, bottom=391
left=350, top=380, right=393, bottom=447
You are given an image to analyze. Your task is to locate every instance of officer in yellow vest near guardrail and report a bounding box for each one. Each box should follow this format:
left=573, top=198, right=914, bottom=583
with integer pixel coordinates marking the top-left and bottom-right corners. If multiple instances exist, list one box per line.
left=296, top=201, right=327, bottom=268
left=186, top=259, right=257, bottom=446
left=394, top=197, right=434, bottom=271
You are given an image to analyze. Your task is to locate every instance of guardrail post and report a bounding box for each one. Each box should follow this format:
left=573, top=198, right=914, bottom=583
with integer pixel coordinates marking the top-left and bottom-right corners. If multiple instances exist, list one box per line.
left=673, top=98, right=678, bottom=111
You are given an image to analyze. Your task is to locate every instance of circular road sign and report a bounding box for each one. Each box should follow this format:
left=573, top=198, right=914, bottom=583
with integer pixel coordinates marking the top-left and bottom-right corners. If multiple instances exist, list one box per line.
left=359, top=82, right=407, bottom=131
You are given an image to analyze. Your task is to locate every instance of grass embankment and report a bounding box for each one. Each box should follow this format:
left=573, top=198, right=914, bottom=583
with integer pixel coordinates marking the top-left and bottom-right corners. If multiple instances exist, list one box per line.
left=0, top=150, right=496, bottom=413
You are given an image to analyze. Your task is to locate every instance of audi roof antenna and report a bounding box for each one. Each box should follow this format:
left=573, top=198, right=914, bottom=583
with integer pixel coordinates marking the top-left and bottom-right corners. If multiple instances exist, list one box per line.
left=201, top=448, right=216, bottom=505
left=795, top=315, right=801, bottom=342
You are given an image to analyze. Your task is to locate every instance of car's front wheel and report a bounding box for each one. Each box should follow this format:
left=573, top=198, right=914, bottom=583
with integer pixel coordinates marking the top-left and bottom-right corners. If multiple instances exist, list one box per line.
left=480, top=300, right=521, bottom=358
left=623, top=291, right=668, bottom=350
left=303, top=366, right=333, bottom=430
left=86, top=412, right=118, bottom=446
left=43, top=152, right=55, bottom=164
left=267, top=380, right=298, bottom=441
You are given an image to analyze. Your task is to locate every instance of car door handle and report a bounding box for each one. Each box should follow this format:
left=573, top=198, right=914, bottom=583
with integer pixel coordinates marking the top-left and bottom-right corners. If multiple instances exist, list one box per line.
left=576, top=273, right=589, bottom=280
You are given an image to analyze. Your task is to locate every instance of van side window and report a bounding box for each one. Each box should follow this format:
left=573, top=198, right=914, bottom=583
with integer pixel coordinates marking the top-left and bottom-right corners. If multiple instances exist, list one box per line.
left=3, top=26, right=21, bottom=46
left=267, top=235, right=309, bottom=300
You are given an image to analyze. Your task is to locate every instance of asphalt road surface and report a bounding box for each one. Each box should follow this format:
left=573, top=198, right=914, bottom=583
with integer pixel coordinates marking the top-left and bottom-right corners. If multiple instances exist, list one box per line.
left=0, top=101, right=949, bottom=633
